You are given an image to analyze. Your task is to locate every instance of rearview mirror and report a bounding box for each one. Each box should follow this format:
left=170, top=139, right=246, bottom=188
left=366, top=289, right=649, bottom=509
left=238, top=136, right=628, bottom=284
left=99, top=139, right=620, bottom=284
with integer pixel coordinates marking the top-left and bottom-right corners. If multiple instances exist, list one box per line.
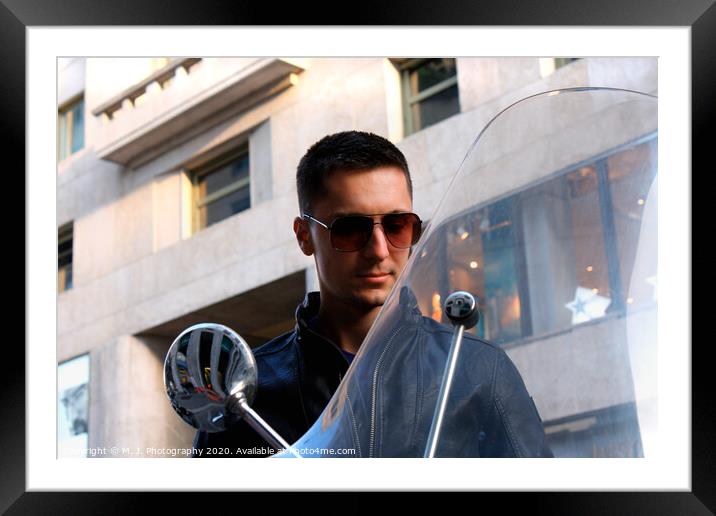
left=163, top=323, right=257, bottom=433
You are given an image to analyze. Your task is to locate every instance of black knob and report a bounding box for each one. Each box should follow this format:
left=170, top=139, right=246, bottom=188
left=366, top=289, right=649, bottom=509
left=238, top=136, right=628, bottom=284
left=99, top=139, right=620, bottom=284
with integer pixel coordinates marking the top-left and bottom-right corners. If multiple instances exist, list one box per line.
left=444, top=291, right=480, bottom=329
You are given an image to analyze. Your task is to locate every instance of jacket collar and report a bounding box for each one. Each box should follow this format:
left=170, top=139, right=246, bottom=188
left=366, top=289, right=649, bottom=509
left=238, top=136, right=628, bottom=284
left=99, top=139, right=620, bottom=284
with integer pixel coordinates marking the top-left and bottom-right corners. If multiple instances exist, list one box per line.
left=295, top=287, right=423, bottom=338
left=294, top=291, right=350, bottom=365
left=295, top=291, right=321, bottom=334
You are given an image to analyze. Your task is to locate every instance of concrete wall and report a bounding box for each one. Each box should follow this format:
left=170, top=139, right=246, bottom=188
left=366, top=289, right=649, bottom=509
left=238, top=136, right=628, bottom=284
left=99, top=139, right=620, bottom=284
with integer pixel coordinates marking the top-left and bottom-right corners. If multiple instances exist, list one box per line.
left=506, top=314, right=637, bottom=422
left=88, top=334, right=195, bottom=454
left=58, top=58, right=85, bottom=106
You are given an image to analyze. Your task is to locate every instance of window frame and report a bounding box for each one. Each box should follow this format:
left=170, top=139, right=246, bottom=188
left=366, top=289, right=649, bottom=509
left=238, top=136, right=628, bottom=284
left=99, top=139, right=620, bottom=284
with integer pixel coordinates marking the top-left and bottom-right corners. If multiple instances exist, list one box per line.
left=399, top=58, right=459, bottom=136
left=191, top=145, right=251, bottom=232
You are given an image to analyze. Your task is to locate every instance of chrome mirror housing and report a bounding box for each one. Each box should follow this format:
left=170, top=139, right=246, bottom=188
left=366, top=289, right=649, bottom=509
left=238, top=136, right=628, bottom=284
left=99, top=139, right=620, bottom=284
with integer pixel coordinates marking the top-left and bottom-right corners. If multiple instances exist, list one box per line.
left=163, top=323, right=257, bottom=433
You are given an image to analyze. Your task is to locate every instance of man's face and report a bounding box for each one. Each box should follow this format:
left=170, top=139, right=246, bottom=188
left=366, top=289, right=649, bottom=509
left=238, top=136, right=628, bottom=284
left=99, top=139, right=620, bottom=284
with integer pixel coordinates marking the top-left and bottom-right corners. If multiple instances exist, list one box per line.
left=294, top=166, right=414, bottom=311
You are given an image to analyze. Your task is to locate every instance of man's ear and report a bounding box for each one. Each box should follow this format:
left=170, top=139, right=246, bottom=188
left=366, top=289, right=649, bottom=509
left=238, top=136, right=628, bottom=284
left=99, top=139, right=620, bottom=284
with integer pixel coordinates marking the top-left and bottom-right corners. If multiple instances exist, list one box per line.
left=293, top=216, right=314, bottom=256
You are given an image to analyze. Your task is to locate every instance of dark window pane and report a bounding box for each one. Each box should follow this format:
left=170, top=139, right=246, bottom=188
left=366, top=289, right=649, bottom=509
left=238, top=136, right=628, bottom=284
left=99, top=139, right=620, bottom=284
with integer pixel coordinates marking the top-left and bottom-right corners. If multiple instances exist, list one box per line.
left=411, top=84, right=460, bottom=131
left=59, top=253, right=72, bottom=268
left=59, top=239, right=72, bottom=255
left=197, top=153, right=249, bottom=200
left=199, top=186, right=250, bottom=228
left=408, top=58, right=456, bottom=95
left=416, top=198, right=524, bottom=345
left=473, top=200, right=522, bottom=343
left=58, top=225, right=73, bottom=292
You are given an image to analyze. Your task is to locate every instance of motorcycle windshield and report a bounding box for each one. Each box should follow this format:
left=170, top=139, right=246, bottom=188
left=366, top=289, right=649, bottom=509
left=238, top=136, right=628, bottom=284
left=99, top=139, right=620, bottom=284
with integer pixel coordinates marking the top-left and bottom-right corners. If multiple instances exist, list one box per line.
left=282, top=88, right=658, bottom=458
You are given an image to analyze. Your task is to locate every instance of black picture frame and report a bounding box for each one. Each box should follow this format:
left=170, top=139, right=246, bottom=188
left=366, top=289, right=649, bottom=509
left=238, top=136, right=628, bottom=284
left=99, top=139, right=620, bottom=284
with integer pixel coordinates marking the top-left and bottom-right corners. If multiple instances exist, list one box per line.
left=6, top=1, right=709, bottom=514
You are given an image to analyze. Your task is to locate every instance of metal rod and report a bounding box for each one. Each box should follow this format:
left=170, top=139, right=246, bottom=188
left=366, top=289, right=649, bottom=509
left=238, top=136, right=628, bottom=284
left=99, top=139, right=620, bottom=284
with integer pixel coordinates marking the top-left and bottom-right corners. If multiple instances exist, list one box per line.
left=232, top=393, right=301, bottom=458
left=423, top=324, right=466, bottom=458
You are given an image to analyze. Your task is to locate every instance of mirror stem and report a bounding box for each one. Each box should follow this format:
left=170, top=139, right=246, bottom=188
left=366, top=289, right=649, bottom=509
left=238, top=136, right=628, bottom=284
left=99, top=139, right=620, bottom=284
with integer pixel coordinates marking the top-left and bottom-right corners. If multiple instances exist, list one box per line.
left=231, top=392, right=301, bottom=457
left=423, top=324, right=466, bottom=458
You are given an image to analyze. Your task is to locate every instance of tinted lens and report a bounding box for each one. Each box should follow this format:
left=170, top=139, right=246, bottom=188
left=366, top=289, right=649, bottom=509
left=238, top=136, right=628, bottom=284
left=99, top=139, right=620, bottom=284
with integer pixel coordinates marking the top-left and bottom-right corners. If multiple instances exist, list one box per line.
left=382, top=213, right=422, bottom=248
left=330, top=216, right=374, bottom=251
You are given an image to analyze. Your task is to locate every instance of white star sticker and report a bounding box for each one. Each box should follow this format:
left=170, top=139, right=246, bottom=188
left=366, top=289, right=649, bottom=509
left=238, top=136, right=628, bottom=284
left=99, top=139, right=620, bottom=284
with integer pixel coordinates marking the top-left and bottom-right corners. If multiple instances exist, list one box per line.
left=565, top=286, right=612, bottom=325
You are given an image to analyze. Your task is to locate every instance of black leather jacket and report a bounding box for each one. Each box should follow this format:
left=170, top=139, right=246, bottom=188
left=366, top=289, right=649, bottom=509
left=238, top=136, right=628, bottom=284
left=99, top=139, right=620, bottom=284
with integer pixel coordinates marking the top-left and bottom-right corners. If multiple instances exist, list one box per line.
left=193, top=289, right=552, bottom=458
left=300, top=286, right=554, bottom=457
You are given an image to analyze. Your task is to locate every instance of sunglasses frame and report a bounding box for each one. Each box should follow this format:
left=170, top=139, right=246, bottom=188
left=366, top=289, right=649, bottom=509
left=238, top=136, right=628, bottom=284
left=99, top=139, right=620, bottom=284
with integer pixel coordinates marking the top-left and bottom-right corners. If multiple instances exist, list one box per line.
left=303, top=212, right=423, bottom=252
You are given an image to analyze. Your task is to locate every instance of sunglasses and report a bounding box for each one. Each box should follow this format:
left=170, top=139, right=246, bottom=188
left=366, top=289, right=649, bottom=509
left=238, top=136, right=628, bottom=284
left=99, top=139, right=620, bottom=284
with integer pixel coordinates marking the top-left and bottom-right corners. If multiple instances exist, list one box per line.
left=303, top=212, right=423, bottom=252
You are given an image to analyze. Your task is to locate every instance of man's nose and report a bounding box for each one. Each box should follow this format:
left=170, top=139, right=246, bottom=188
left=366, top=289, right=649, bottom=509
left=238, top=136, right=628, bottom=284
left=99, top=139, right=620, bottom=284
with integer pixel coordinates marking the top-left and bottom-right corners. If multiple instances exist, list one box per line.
left=363, top=223, right=391, bottom=260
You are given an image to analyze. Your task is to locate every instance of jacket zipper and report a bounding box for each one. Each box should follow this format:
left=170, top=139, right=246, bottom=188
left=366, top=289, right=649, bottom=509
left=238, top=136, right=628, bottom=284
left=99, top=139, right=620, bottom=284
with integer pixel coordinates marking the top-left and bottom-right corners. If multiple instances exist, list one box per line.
left=368, top=326, right=402, bottom=458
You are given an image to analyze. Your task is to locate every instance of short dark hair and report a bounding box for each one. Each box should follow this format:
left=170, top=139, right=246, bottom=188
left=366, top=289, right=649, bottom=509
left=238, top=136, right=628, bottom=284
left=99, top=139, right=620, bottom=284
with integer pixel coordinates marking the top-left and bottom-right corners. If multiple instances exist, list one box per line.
left=296, top=131, right=413, bottom=214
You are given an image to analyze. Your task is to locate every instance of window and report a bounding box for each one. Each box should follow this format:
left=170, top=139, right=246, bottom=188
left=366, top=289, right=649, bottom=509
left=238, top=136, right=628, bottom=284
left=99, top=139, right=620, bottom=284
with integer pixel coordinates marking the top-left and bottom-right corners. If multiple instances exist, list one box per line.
left=400, top=58, right=460, bottom=135
left=554, top=57, right=579, bottom=69
left=58, top=96, right=84, bottom=160
left=411, top=134, right=657, bottom=345
left=58, top=223, right=73, bottom=292
left=539, top=58, right=580, bottom=78
left=58, top=354, right=90, bottom=457
left=192, top=147, right=251, bottom=231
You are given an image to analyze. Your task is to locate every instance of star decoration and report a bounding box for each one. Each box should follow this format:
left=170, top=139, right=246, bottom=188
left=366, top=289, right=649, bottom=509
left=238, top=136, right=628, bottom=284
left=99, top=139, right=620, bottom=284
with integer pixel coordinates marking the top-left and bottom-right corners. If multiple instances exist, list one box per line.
left=565, top=286, right=612, bottom=324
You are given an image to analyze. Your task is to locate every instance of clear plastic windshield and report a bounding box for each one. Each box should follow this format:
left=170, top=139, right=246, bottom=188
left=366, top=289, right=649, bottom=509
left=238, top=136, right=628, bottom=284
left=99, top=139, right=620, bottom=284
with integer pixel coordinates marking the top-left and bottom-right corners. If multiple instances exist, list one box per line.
left=281, top=88, right=657, bottom=458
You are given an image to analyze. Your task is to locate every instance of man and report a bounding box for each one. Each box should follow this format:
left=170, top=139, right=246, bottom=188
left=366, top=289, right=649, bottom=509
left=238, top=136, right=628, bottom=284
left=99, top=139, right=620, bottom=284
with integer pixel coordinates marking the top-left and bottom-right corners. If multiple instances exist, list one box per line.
left=292, top=131, right=417, bottom=359
left=192, top=130, right=552, bottom=457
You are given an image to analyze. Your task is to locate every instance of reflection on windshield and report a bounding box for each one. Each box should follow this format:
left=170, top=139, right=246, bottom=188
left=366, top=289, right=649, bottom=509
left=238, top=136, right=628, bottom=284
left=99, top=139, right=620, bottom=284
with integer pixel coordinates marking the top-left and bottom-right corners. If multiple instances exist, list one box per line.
left=412, top=135, right=657, bottom=347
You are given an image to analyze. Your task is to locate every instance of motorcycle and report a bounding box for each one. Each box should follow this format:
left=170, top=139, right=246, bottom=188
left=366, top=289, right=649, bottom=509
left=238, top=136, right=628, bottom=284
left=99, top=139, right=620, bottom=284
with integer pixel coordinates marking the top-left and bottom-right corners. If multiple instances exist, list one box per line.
left=164, top=87, right=658, bottom=458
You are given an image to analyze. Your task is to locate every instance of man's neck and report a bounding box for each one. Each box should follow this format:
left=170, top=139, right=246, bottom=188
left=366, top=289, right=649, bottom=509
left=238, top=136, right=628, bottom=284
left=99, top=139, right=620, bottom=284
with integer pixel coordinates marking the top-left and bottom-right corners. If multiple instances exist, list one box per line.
left=314, top=296, right=381, bottom=355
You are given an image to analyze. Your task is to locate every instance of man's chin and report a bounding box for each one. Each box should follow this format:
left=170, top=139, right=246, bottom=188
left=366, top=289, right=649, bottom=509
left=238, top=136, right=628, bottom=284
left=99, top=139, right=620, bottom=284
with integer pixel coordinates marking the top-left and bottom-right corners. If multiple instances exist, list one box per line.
left=351, top=285, right=392, bottom=309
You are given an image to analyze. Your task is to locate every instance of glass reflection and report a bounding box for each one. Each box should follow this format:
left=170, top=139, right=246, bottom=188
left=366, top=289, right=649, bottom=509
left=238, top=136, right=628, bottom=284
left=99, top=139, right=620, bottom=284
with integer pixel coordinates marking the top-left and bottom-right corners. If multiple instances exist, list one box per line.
left=413, top=133, right=657, bottom=349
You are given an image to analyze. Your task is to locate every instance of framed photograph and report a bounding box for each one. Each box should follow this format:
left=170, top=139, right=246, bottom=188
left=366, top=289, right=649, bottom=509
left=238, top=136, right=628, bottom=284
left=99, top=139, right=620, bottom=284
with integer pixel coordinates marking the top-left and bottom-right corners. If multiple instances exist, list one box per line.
left=12, top=1, right=709, bottom=513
